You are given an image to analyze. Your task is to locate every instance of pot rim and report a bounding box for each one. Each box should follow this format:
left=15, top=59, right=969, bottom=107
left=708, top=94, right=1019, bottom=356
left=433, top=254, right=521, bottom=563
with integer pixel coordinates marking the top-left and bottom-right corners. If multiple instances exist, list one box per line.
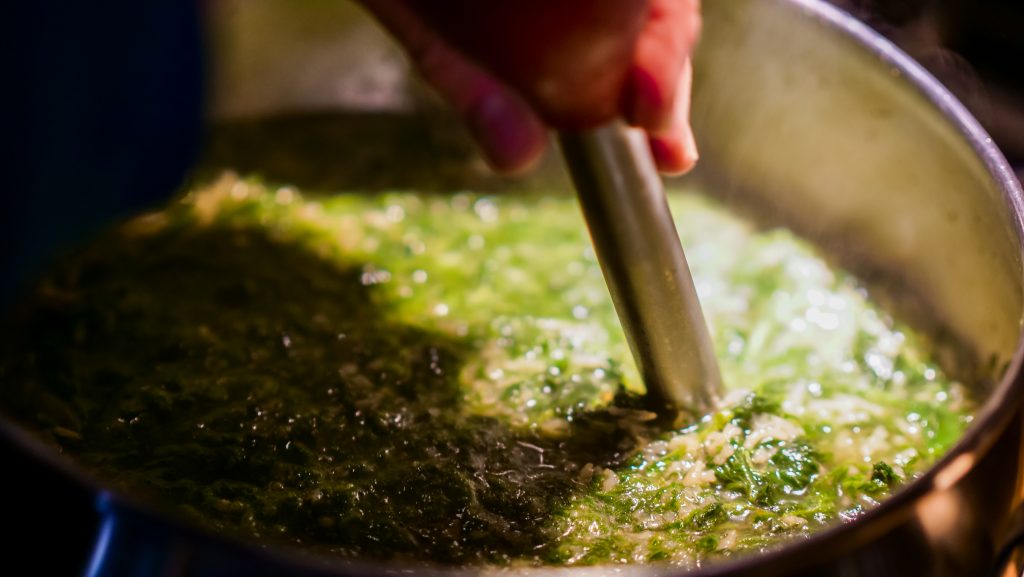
left=3, top=0, right=1024, bottom=575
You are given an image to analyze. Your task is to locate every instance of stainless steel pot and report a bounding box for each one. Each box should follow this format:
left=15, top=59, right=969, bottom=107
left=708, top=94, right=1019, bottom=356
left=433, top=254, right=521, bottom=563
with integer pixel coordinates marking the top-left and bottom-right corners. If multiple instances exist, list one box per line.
left=3, top=0, right=1024, bottom=576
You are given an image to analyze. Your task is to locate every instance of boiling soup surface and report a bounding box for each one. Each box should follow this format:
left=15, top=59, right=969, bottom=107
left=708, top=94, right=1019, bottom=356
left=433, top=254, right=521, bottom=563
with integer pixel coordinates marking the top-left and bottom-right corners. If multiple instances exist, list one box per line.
left=0, top=175, right=974, bottom=567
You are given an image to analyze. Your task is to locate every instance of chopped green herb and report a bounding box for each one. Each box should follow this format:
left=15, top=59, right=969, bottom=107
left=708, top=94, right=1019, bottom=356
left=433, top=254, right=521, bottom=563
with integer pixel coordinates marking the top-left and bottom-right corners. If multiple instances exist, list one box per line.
left=0, top=175, right=976, bottom=568
left=871, top=461, right=900, bottom=488
left=683, top=502, right=727, bottom=531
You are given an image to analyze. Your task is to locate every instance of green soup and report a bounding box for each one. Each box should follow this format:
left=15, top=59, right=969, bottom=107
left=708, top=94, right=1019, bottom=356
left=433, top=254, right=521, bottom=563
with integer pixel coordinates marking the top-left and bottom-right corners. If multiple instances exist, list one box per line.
left=0, top=174, right=974, bottom=568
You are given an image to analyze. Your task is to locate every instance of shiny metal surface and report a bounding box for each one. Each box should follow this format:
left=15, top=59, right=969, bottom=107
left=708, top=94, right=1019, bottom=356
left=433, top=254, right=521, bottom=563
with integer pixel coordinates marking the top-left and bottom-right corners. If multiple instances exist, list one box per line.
left=560, top=123, right=721, bottom=415
left=3, top=0, right=1024, bottom=576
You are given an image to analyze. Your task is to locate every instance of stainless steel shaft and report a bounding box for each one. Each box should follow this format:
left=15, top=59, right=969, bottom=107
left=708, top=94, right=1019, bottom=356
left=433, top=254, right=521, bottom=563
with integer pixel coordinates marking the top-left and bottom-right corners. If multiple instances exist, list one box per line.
left=559, top=122, right=721, bottom=415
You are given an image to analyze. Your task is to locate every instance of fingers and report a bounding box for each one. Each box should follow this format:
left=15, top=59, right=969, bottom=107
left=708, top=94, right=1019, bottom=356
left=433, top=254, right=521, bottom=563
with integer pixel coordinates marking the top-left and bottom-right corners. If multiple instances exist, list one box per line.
left=361, top=0, right=547, bottom=174
left=407, top=30, right=547, bottom=174
left=623, top=0, right=701, bottom=132
left=648, top=59, right=699, bottom=175
left=362, top=0, right=700, bottom=174
left=620, top=0, right=700, bottom=174
left=463, top=90, right=548, bottom=174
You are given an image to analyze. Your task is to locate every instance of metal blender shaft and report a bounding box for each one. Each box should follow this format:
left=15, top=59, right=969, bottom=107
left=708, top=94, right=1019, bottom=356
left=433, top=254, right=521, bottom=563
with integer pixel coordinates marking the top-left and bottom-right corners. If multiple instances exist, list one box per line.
left=559, top=122, right=721, bottom=415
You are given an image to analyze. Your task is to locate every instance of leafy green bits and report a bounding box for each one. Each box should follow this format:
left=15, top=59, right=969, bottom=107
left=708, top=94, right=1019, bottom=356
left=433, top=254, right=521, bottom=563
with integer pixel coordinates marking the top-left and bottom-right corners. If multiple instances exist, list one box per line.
left=0, top=175, right=974, bottom=568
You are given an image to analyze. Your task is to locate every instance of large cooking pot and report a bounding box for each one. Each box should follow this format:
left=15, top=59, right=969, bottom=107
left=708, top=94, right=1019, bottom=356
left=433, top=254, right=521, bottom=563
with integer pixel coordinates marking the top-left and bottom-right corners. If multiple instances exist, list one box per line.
left=3, top=0, right=1024, bottom=576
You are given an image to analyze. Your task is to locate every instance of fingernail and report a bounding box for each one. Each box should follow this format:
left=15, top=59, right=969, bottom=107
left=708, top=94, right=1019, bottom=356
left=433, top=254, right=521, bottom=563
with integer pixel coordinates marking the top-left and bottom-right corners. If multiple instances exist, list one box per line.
left=648, top=136, right=683, bottom=176
left=682, top=125, right=699, bottom=166
left=649, top=130, right=698, bottom=176
left=470, top=92, right=545, bottom=174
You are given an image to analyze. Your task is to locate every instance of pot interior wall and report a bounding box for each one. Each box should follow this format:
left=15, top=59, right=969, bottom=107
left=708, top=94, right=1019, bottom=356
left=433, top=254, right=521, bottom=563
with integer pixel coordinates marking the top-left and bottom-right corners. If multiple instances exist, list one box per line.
left=690, top=0, right=1024, bottom=378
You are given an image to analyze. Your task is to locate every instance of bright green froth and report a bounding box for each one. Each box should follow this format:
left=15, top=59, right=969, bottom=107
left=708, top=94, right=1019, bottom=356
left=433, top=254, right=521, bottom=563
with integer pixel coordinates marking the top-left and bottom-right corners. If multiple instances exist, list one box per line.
left=0, top=175, right=973, bottom=568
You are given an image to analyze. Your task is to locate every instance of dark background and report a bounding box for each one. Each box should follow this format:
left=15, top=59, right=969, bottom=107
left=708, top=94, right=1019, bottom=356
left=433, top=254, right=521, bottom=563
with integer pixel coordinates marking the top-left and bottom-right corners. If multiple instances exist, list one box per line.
left=4, top=1, right=1024, bottom=575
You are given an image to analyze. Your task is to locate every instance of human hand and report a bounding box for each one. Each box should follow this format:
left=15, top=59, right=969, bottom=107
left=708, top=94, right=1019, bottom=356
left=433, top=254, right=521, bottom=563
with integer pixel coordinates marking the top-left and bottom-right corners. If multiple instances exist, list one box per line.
left=360, top=0, right=701, bottom=175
